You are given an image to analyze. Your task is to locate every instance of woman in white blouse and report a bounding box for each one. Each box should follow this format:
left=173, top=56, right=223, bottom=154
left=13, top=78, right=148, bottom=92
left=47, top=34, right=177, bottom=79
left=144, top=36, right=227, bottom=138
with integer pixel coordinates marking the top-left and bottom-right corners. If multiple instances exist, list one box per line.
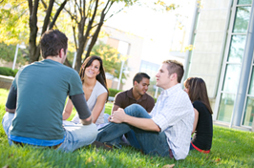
left=63, top=56, right=108, bottom=128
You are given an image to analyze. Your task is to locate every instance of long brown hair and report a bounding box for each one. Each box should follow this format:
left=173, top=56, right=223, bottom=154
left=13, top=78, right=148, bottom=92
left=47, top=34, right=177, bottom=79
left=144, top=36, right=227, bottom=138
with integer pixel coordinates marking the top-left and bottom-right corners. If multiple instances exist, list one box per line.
left=79, top=55, right=108, bottom=101
left=184, top=77, right=213, bottom=114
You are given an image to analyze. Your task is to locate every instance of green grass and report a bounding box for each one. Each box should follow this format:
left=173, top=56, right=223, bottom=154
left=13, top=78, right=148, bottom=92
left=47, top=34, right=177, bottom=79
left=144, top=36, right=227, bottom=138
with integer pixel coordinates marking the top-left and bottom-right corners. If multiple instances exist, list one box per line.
left=0, top=88, right=254, bottom=167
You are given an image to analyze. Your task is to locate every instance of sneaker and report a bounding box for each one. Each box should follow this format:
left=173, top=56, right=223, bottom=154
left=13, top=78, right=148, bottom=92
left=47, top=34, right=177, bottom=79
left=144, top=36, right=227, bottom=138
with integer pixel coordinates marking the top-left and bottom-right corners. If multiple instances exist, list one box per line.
left=91, top=141, right=113, bottom=151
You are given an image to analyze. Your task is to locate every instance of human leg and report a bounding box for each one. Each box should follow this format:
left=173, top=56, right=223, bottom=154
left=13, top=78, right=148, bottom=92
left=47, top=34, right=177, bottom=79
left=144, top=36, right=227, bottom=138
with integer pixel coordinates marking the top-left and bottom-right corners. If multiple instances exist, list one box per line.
left=2, top=112, right=14, bottom=145
left=190, top=142, right=195, bottom=150
left=123, top=104, right=151, bottom=149
left=132, top=128, right=171, bottom=157
left=96, top=104, right=150, bottom=144
left=122, top=104, right=171, bottom=157
left=58, top=123, right=98, bottom=152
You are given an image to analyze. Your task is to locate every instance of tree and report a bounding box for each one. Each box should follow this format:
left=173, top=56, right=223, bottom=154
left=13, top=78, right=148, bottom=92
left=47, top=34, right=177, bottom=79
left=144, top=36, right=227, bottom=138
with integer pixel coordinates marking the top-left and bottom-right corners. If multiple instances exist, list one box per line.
left=28, top=0, right=68, bottom=63
left=0, top=0, right=68, bottom=63
left=63, top=0, right=176, bottom=71
left=90, top=41, right=127, bottom=80
left=0, top=0, right=175, bottom=70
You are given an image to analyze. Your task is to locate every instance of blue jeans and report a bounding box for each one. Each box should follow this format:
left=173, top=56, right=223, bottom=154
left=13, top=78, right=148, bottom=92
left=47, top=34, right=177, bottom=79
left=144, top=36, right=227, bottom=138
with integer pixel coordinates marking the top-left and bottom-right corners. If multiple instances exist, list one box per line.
left=97, top=104, right=170, bottom=157
left=2, top=112, right=98, bottom=152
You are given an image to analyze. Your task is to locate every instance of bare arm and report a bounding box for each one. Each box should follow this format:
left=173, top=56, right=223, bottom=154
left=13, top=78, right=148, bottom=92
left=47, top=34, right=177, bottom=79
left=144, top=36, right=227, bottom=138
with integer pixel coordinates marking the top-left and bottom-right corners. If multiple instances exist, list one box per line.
left=192, top=108, right=199, bottom=135
left=110, top=108, right=161, bottom=132
left=62, top=98, right=74, bottom=120
left=91, top=92, right=107, bottom=123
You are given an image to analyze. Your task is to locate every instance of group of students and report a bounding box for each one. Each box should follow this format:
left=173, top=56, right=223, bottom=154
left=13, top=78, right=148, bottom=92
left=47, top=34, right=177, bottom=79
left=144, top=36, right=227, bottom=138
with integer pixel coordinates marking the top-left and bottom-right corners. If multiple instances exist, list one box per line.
left=2, top=29, right=213, bottom=160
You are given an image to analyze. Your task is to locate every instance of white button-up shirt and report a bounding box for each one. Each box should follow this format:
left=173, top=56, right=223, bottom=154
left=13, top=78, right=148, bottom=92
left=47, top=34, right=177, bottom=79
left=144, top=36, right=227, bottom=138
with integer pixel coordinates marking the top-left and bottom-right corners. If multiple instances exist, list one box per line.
left=151, top=84, right=194, bottom=160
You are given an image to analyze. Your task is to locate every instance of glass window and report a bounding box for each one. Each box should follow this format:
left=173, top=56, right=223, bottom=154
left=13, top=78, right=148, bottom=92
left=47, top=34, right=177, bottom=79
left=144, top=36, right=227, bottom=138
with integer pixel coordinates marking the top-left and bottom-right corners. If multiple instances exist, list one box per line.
left=238, top=0, right=253, bottom=5
left=222, top=64, right=241, bottom=92
left=233, top=7, right=251, bottom=33
left=242, top=96, right=254, bottom=126
left=248, top=67, right=254, bottom=95
left=217, top=93, right=236, bottom=122
left=227, top=35, right=246, bottom=63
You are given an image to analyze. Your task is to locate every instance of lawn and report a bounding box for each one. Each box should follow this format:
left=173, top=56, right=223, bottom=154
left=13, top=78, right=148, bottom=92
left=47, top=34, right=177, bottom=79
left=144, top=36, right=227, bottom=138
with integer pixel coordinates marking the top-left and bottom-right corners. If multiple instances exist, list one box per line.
left=0, top=88, right=254, bottom=167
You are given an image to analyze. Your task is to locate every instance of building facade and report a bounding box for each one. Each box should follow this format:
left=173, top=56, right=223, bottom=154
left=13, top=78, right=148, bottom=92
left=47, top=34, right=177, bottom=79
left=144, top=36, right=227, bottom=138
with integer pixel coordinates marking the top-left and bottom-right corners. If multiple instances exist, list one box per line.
left=100, top=26, right=144, bottom=91
left=185, top=0, right=254, bottom=130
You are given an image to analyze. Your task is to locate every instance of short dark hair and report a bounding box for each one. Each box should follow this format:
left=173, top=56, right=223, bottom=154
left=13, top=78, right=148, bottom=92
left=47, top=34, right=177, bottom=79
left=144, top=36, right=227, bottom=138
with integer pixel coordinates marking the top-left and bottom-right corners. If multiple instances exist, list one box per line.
left=133, top=72, right=150, bottom=85
left=40, top=29, right=68, bottom=59
left=163, top=60, right=184, bottom=83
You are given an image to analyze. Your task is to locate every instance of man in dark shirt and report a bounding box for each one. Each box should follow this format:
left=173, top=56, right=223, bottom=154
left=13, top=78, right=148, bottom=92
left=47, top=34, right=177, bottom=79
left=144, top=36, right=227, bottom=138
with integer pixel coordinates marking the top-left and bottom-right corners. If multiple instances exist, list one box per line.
left=110, top=72, right=155, bottom=149
left=112, top=72, right=155, bottom=113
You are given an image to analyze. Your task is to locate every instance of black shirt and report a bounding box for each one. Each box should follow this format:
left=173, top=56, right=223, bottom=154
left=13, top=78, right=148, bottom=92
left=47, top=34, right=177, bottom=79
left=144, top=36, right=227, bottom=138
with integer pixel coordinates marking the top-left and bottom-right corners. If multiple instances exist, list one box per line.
left=191, top=100, right=213, bottom=150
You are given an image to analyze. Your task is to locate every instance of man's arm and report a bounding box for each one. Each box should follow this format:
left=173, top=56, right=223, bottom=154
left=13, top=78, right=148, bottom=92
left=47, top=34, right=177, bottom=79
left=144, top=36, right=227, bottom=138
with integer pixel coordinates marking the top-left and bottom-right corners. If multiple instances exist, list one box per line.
left=111, top=92, right=123, bottom=114
left=111, top=104, right=120, bottom=114
left=5, top=85, right=17, bottom=113
left=70, top=93, right=92, bottom=125
left=110, top=108, right=161, bottom=132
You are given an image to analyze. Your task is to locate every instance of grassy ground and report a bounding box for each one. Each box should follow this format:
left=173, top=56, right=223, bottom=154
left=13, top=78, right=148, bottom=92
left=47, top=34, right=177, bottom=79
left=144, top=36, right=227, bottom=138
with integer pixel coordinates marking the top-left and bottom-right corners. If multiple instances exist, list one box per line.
left=0, top=88, right=254, bottom=167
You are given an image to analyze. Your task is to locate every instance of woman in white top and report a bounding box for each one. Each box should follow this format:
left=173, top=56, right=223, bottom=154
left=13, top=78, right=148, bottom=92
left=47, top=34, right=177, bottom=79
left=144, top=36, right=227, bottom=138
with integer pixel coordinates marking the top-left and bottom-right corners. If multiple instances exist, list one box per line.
left=63, top=55, right=108, bottom=127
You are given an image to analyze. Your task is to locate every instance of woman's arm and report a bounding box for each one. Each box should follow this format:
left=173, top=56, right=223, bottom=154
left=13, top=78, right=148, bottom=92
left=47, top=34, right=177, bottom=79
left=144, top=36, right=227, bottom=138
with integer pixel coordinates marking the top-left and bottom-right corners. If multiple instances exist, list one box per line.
left=62, top=98, right=74, bottom=120
left=192, top=108, right=199, bottom=135
left=91, top=92, right=108, bottom=123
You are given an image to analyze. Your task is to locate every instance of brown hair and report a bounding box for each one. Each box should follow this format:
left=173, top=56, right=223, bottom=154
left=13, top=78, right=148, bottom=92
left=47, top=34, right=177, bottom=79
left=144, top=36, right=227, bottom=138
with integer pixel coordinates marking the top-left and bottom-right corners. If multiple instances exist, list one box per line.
left=163, top=60, right=184, bottom=83
left=40, top=29, right=68, bottom=59
left=184, top=77, right=213, bottom=114
left=79, top=55, right=108, bottom=101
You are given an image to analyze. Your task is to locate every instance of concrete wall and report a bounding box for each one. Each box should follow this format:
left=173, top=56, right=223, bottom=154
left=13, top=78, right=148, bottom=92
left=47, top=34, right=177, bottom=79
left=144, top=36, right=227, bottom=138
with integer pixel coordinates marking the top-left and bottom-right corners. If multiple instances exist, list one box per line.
left=0, top=75, right=14, bottom=89
left=101, top=26, right=144, bottom=91
left=188, top=0, right=231, bottom=99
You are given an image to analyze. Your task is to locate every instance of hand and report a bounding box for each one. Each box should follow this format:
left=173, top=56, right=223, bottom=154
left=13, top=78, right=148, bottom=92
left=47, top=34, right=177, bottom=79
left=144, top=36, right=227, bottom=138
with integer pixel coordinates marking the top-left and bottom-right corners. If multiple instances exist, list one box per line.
left=109, top=108, right=125, bottom=123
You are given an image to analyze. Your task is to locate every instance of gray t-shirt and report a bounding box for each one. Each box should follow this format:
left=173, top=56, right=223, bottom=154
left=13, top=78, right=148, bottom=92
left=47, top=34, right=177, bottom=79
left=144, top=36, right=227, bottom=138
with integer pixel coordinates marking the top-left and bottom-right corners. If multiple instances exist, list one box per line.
left=72, top=81, right=107, bottom=125
left=9, top=59, right=86, bottom=140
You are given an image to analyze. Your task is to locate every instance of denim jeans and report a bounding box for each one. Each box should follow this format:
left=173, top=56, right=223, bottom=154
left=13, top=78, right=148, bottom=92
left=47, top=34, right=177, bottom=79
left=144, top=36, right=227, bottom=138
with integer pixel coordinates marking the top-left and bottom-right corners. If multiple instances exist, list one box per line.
left=2, top=112, right=98, bottom=152
left=97, top=104, right=170, bottom=157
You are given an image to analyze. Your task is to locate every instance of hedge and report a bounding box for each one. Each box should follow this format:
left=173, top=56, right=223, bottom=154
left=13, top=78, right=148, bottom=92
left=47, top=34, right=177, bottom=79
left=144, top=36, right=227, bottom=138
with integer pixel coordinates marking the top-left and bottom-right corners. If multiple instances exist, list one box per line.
left=108, top=88, right=122, bottom=97
left=0, top=67, right=18, bottom=77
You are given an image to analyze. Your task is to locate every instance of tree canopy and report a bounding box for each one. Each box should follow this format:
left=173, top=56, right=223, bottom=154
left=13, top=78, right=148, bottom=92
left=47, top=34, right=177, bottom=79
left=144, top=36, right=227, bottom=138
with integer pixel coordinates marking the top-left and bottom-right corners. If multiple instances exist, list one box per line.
left=0, top=0, right=176, bottom=71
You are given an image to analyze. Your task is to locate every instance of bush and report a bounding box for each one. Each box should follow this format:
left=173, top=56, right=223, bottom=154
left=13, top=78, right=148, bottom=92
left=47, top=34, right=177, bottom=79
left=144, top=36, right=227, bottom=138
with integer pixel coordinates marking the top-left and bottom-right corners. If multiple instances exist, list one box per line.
left=108, top=88, right=122, bottom=97
left=154, top=98, right=157, bottom=103
left=0, top=67, right=18, bottom=77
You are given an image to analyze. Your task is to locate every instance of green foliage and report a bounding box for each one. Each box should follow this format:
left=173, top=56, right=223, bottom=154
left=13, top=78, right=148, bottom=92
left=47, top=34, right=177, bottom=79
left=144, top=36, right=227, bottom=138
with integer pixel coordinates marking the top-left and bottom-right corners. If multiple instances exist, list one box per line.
left=108, top=88, right=122, bottom=97
left=0, top=42, right=29, bottom=66
left=153, top=97, right=157, bottom=103
left=105, top=103, right=113, bottom=115
left=0, top=67, right=18, bottom=77
left=91, top=41, right=128, bottom=81
left=0, top=1, right=29, bottom=45
left=0, top=88, right=254, bottom=167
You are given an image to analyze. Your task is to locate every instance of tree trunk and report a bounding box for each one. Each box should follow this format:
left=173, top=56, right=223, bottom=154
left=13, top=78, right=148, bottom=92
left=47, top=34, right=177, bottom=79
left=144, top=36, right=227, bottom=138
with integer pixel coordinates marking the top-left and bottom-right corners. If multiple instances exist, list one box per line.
left=28, top=0, right=39, bottom=63
left=74, top=0, right=114, bottom=71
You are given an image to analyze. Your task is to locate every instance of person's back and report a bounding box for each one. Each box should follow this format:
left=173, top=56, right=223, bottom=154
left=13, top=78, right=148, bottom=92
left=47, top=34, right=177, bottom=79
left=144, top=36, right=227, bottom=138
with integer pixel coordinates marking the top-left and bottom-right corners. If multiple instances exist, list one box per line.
left=184, top=77, right=213, bottom=153
left=192, top=100, right=213, bottom=150
left=3, top=29, right=97, bottom=152
left=11, top=59, right=80, bottom=140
